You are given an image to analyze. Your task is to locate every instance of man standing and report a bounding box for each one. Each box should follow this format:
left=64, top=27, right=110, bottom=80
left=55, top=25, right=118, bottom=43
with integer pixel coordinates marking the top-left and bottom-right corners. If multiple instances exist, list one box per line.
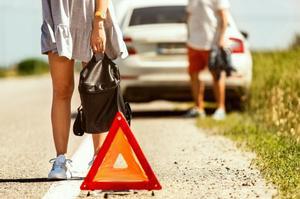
left=185, top=0, right=230, bottom=120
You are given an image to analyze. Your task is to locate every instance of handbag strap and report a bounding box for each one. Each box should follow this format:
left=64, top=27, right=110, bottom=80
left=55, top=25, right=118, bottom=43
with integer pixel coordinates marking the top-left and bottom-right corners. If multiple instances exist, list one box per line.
left=116, top=85, right=122, bottom=112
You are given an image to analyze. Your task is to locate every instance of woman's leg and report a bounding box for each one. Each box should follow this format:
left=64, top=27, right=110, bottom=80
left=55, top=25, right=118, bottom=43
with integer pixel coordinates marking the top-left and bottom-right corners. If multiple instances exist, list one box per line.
left=49, top=52, right=75, bottom=156
left=81, top=62, right=108, bottom=156
left=92, top=133, right=108, bottom=156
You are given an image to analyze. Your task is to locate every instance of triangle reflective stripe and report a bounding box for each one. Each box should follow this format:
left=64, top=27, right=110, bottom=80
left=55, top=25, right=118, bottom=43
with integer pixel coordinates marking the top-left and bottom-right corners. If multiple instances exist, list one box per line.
left=80, top=112, right=162, bottom=191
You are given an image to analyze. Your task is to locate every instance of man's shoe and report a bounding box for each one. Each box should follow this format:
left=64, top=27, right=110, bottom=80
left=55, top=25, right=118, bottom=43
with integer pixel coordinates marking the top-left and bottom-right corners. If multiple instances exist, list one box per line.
left=48, top=154, right=72, bottom=179
left=184, top=107, right=206, bottom=118
left=212, top=108, right=226, bottom=121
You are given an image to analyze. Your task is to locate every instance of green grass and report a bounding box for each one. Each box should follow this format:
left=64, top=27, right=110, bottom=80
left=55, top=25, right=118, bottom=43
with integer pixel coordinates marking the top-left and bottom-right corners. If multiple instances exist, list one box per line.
left=197, top=114, right=300, bottom=199
left=197, top=48, right=300, bottom=198
left=250, top=49, right=300, bottom=141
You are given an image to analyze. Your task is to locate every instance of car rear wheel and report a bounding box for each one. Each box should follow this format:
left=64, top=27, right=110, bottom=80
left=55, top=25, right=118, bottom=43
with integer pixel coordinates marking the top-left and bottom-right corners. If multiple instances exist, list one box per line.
left=226, top=92, right=249, bottom=112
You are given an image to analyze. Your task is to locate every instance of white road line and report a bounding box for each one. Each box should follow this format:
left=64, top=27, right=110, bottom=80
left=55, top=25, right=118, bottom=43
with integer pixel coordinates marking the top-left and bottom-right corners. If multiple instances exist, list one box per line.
left=43, top=136, right=93, bottom=199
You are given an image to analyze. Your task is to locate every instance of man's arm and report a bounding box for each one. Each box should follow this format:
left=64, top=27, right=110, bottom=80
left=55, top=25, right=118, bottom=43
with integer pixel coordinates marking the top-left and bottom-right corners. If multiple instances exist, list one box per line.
left=217, top=9, right=229, bottom=48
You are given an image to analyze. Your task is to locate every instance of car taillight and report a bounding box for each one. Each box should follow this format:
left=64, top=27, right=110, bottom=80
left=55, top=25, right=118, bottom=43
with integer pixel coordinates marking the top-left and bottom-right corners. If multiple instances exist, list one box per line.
left=124, top=37, right=137, bottom=55
left=229, top=38, right=244, bottom=53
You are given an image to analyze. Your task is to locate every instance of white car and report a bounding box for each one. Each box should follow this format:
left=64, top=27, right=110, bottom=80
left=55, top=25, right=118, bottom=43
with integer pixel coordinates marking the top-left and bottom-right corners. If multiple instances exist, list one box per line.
left=116, top=0, right=253, bottom=109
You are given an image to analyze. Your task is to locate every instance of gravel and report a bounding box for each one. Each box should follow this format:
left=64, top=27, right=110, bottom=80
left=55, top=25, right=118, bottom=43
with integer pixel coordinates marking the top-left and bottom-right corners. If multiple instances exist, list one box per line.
left=0, top=76, right=277, bottom=199
left=0, top=76, right=82, bottom=199
left=78, top=118, right=277, bottom=199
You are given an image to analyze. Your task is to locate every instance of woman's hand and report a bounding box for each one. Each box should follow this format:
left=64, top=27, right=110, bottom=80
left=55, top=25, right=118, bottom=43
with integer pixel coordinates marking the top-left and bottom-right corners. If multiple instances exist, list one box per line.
left=90, top=19, right=106, bottom=53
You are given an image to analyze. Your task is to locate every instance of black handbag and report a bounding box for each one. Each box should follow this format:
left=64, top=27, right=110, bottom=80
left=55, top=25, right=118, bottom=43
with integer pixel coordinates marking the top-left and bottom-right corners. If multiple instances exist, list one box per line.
left=208, top=47, right=236, bottom=79
left=73, top=54, right=132, bottom=136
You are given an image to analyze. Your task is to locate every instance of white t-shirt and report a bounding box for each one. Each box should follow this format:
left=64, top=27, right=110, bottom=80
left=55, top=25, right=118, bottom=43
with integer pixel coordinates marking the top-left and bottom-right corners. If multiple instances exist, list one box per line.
left=186, top=0, right=230, bottom=50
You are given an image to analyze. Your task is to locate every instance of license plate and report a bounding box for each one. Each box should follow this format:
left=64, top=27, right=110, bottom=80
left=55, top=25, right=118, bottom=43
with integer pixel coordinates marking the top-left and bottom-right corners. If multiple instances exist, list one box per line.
left=157, top=43, right=187, bottom=55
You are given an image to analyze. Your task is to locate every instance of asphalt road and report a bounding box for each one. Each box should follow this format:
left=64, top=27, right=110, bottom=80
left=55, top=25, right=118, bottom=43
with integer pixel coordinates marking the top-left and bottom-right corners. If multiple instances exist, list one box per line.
left=0, top=75, right=276, bottom=199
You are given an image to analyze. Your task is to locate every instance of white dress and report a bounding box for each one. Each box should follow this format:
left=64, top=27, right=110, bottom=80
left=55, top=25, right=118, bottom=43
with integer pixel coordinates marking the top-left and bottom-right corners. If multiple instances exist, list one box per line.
left=41, top=0, right=128, bottom=62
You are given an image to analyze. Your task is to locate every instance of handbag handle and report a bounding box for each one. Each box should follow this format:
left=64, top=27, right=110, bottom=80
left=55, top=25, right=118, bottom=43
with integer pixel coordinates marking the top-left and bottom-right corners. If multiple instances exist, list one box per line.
left=94, top=53, right=105, bottom=62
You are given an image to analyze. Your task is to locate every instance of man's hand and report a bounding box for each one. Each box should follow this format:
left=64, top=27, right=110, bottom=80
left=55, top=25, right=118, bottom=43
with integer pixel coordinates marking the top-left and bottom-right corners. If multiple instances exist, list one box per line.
left=90, top=20, right=106, bottom=53
left=218, top=37, right=226, bottom=48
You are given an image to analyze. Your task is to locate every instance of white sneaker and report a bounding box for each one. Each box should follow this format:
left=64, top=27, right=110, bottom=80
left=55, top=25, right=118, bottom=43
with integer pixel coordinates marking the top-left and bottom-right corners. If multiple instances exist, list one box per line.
left=212, top=108, right=226, bottom=121
left=48, top=154, right=72, bottom=179
left=88, top=159, right=94, bottom=167
left=87, top=156, right=96, bottom=170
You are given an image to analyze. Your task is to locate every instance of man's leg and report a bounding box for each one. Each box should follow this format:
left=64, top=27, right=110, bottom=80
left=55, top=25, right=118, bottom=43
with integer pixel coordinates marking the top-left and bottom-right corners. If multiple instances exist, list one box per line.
left=211, top=71, right=226, bottom=120
left=189, top=72, right=205, bottom=111
left=212, top=71, right=226, bottom=109
left=185, top=47, right=207, bottom=117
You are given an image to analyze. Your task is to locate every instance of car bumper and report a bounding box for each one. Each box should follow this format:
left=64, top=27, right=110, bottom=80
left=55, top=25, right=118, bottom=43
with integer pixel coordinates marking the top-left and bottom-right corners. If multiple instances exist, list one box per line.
left=121, top=73, right=250, bottom=102
left=117, top=54, right=252, bottom=102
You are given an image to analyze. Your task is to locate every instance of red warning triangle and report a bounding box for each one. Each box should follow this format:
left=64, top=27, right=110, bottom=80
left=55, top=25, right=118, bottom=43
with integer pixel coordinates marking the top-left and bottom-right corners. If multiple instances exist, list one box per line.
left=80, top=112, right=162, bottom=191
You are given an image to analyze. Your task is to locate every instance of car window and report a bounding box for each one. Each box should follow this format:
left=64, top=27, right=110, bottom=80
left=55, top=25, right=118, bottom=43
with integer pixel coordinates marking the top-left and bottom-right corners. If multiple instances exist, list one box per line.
left=129, top=6, right=186, bottom=26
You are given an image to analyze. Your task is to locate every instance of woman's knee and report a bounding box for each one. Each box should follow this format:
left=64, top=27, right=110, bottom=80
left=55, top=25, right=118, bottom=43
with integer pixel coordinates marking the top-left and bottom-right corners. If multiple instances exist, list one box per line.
left=53, top=83, right=74, bottom=100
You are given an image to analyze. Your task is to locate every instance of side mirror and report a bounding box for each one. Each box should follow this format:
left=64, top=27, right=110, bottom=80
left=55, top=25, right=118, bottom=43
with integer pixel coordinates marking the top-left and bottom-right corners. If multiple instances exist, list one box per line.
left=240, top=31, right=249, bottom=39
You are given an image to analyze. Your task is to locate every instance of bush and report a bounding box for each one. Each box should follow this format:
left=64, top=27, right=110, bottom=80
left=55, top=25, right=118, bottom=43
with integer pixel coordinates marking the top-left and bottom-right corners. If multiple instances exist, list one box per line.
left=17, top=58, right=49, bottom=76
left=251, top=49, right=300, bottom=142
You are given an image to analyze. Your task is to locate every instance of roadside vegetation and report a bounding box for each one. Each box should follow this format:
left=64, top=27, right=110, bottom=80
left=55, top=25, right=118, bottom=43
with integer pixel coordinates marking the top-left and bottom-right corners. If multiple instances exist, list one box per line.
left=0, top=58, right=49, bottom=78
left=198, top=48, right=300, bottom=198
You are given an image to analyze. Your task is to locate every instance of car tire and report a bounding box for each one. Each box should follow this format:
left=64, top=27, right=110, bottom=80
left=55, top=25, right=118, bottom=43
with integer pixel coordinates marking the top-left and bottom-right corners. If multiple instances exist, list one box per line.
left=227, top=99, right=247, bottom=112
left=226, top=92, right=249, bottom=112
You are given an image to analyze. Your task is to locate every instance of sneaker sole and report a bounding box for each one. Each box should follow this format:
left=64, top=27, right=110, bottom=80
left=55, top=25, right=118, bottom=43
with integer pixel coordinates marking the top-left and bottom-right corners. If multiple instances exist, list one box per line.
left=48, top=173, right=67, bottom=180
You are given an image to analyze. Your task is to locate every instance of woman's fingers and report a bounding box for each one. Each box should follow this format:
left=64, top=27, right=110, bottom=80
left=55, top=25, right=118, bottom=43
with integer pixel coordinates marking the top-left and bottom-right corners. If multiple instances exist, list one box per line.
left=91, top=27, right=106, bottom=53
left=92, top=41, right=104, bottom=53
left=97, top=42, right=103, bottom=53
left=92, top=44, right=98, bottom=53
left=102, top=41, right=106, bottom=52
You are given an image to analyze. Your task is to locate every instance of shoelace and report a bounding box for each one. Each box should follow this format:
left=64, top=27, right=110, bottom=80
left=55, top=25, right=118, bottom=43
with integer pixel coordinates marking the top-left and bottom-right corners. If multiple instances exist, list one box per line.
left=49, top=158, right=73, bottom=164
left=49, top=158, right=73, bottom=169
left=48, top=158, right=73, bottom=179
